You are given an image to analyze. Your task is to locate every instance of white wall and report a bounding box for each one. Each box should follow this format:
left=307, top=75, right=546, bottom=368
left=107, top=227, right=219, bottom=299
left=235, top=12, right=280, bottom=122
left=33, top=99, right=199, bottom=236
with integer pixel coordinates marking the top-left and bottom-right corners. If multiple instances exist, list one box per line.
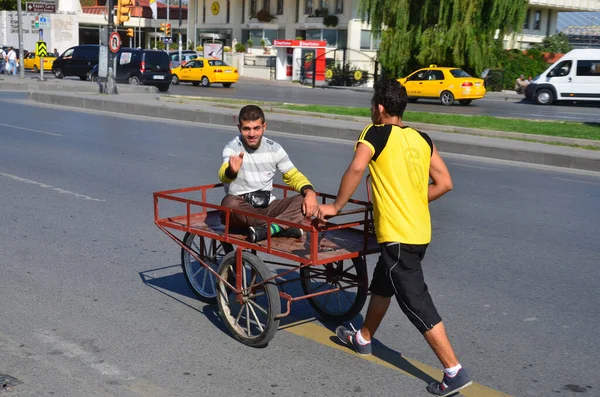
left=0, top=11, right=77, bottom=54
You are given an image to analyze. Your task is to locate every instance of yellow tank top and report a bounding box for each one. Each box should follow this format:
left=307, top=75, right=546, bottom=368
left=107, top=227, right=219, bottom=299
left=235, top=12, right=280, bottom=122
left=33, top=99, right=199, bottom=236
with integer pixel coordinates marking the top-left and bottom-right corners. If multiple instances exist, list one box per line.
left=357, top=124, right=433, bottom=244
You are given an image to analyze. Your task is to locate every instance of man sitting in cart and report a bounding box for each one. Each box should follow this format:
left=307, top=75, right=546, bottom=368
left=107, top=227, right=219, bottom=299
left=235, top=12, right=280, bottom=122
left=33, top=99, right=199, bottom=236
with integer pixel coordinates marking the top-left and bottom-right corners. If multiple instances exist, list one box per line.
left=218, top=105, right=319, bottom=243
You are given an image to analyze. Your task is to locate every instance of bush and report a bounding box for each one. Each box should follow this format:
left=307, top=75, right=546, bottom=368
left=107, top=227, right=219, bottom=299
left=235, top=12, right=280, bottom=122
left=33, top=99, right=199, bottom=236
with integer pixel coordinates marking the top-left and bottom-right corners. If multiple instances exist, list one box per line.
left=246, top=39, right=253, bottom=48
left=494, top=48, right=549, bottom=90
left=234, top=43, right=246, bottom=53
left=326, top=62, right=369, bottom=87
left=323, top=15, right=338, bottom=27
left=196, top=45, right=203, bottom=51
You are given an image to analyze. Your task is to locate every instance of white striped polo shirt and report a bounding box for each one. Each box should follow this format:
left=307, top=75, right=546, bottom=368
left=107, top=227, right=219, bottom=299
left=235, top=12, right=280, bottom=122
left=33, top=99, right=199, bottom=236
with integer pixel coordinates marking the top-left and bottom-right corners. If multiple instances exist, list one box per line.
left=221, top=135, right=295, bottom=196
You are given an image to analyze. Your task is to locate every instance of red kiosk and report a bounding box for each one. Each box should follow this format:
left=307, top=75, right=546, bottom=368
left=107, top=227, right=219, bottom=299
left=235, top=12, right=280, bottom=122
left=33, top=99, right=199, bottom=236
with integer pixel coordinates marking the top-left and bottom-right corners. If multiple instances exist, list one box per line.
left=273, top=40, right=327, bottom=85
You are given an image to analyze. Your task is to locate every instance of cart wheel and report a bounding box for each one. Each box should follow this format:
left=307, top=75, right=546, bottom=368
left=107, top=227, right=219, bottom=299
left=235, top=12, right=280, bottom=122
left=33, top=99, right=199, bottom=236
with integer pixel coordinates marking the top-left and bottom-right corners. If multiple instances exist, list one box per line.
left=181, top=232, right=233, bottom=304
left=300, top=258, right=367, bottom=322
left=216, top=251, right=280, bottom=347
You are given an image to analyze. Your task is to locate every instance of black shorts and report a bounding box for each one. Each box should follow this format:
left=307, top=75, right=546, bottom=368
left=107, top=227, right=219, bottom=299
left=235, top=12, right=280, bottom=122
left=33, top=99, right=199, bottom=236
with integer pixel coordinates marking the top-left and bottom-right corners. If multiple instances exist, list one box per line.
left=369, top=242, right=442, bottom=334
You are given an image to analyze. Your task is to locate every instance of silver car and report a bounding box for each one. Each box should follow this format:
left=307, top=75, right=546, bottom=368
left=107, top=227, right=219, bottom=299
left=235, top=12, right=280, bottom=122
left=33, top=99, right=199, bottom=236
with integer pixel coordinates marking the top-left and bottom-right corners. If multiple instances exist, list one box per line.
left=168, top=50, right=201, bottom=69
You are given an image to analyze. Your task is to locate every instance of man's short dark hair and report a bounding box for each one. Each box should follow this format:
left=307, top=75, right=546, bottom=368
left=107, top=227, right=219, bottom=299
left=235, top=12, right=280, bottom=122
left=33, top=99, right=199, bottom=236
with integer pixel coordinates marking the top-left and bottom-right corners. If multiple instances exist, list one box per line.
left=238, top=105, right=265, bottom=124
left=372, top=79, right=408, bottom=118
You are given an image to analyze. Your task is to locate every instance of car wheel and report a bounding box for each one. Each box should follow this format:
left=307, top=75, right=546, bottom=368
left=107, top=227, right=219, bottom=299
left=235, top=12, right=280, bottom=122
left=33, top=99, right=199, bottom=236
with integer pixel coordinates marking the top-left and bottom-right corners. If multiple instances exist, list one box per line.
left=222, top=83, right=232, bottom=88
left=201, top=76, right=210, bottom=87
left=79, top=75, right=87, bottom=81
left=535, top=88, right=554, bottom=105
left=440, top=91, right=455, bottom=106
left=53, top=68, right=63, bottom=79
left=458, top=99, right=472, bottom=106
left=157, top=84, right=169, bottom=92
left=192, top=81, right=200, bottom=86
left=172, top=74, right=180, bottom=85
left=129, top=76, right=140, bottom=85
left=407, top=97, right=418, bottom=103
left=33, top=65, right=39, bottom=73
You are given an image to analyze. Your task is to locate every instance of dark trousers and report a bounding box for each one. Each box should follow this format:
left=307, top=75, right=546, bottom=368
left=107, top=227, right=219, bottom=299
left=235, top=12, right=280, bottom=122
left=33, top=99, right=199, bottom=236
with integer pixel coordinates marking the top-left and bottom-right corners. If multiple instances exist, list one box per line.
left=220, top=194, right=304, bottom=229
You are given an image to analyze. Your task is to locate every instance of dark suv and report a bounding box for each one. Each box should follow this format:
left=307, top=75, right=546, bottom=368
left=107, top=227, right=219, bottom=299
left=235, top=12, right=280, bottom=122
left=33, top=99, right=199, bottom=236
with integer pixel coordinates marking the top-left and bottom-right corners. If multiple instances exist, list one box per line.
left=52, top=44, right=99, bottom=80
left=89, top=48, right=172, bottom=92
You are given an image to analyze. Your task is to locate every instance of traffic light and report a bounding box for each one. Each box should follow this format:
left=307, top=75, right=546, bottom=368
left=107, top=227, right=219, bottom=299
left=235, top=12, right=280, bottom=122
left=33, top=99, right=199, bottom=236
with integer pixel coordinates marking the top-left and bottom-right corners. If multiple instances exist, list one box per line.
left=127, top=28, right=134, bottom=37
left=165, top=23, right=171, bottom=37
left=160, top=23, right=166, bottom=33
left=116, top=0, right=133, bottom=25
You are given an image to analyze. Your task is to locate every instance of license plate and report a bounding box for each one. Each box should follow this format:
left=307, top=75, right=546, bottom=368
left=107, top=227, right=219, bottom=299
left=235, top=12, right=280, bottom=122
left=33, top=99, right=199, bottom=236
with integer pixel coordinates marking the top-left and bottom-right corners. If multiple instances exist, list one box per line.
left=153, top=75, right=165, bottom=80
left=225, top=70, right=233, bottom=73
left=475, top=82, right=480, bottom=86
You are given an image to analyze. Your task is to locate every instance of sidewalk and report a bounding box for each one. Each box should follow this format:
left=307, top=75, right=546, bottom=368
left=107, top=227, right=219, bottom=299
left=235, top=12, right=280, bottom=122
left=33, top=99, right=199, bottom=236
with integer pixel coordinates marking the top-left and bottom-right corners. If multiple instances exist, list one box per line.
left=25, top=90, right=600, bottom=172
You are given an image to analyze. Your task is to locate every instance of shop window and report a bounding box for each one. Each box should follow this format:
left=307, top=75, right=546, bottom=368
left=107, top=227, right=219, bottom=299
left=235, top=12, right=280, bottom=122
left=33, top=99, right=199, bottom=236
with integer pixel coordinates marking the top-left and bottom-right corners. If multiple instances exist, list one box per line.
left=250, top=0, right=257, bottom=16
left=360, top=30, right=379, bottom=50
left=523, top=9, right=530, bottom=30
left=335, top=0, right=343, bottom=14
left=305, top=0, right=312, bottom=15
left=534, top=10, right=541, bottom=31
left=263, top=0, right=270, bottom=12
left=277, top=0, right=283, bottom=15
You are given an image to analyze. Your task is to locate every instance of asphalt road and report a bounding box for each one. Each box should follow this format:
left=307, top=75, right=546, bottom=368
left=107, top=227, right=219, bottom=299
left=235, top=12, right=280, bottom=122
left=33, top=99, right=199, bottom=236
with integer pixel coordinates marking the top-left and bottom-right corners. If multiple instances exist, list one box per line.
left=19, top=71, right=600, bottom=124
left=1, top=91, right=599, bottom=397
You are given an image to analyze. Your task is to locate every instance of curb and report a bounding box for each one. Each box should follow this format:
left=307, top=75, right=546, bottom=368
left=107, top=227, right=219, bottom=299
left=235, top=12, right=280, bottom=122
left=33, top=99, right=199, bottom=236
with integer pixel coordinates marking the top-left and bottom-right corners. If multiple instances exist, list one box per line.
left=27, top=91, right=600, bottom=172
left=0, top=80, right=157, bottom=94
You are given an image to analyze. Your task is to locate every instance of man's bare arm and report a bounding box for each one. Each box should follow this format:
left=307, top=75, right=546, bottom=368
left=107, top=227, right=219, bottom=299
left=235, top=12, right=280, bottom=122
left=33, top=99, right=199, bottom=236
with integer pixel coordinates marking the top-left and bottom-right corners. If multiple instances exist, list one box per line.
left=428, top=144, right=453, bottom=202
left=331, top=143, right=372, bottom=211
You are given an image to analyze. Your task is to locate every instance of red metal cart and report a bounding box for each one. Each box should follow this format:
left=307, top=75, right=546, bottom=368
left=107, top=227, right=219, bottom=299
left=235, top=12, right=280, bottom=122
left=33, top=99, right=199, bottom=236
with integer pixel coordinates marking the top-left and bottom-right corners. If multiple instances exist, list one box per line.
left=153, top=182, right=379, bottom=347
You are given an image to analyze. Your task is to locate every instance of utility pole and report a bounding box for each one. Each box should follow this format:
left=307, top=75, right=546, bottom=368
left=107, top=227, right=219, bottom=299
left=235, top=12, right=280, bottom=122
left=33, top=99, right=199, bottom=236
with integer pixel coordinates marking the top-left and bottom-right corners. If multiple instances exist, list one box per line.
left=178, top=0, right=182, bottom=59
left=104, top=0, right=117, bottom=94
left=16, top=0, right=25, bottom=79
left=166, top=0, right=170, bottom=52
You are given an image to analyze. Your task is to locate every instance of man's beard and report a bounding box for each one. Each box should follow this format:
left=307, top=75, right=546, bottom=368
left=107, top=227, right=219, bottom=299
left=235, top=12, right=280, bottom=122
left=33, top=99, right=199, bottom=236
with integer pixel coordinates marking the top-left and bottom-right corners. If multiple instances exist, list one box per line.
left=242, top=135, right=262, bottom=150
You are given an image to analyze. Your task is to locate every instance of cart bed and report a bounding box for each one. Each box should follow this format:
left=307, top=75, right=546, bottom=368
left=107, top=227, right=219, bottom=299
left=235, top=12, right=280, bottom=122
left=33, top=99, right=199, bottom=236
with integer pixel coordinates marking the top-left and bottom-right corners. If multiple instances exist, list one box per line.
left=157, top=210, right=379, bottom=264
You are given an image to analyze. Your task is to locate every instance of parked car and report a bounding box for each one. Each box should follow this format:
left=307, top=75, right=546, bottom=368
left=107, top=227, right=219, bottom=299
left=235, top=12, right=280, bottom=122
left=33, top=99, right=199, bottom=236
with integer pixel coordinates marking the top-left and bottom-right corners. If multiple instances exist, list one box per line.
left=525, top=49, right=600, bottom=105
left=88, top=48, right=172, bottom=92
left=23, top=52, right=56, bottom=72
left=397, top=65, right=486, bottom=105
left=171, top=58, right=238, bottom=87
left=168, top=50, right=201, bottom=69
left=52, top=44, right=99, bottom=80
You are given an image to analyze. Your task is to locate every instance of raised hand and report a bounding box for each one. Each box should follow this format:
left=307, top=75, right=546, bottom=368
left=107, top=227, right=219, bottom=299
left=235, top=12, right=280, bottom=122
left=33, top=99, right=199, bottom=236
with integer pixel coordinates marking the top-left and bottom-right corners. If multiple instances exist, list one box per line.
left=229, top=152, right=244, bottom=174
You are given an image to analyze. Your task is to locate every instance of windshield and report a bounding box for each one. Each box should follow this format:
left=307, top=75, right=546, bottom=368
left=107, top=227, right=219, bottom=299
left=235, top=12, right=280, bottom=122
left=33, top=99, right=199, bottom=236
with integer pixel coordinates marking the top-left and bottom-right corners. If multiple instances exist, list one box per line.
left=208, top=60, right=228, bottom=66
left=450, top=69, right=472, bottom=78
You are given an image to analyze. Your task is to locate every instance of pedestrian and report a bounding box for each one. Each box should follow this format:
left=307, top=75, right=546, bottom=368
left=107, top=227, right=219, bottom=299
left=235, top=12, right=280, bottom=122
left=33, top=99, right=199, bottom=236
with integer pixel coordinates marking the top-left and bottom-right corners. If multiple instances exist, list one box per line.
left=218, top=104, right=318, bottom=243
left=53, top=48, right=59, bottom=57
left=515, top=74, right=528, bottom=94
left=7, top=47, right=17, bottom=75
left=317, top=78, right=472, bottom=397
left=0, top=47, right=6, bottom=74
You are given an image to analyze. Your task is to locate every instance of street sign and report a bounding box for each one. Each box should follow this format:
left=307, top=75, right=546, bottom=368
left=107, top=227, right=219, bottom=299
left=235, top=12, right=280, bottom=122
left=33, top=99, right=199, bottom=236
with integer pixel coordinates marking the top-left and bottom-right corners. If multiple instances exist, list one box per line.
left=26, top=2, right=56, bottom=13
left=109, top=32, right=121, bottom=53
left=36, top=41, right=47, bottom=57
left=38, top=16, right=50, bottom=27
left=163, top=36, right=173, bottom=44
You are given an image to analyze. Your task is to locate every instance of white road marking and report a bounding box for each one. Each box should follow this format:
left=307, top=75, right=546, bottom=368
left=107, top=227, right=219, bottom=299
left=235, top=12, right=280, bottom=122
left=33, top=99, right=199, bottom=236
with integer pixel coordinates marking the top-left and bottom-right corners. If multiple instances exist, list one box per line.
left=0, top=172, right=105, bottom=202
left=0, top=122, right=62, bottom=137
left=36, top=331, right=126, bottom=377
left=524, top=317, right=538, bottom=322
left=550, top=176, right=600, bottom=186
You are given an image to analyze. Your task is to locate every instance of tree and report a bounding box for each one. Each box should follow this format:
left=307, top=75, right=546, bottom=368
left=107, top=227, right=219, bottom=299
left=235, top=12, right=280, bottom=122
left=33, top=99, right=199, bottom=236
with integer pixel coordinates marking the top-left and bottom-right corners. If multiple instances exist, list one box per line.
left=0, top=0, right=27, bottom=11
left=359, top=0, right=528, bottom=77
left=531, top=32, right=572, bottom=54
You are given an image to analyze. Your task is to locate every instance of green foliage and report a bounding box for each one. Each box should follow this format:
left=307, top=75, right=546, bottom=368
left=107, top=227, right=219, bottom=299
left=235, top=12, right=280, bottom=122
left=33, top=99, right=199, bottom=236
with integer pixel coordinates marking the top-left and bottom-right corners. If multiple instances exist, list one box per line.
left=323, top=14, right=339, bottom=27
left=246, top=39, right=254, bottom=47
left=234, top=43, right=246, bottom=53
left=79, top=0, right=96, bottom=6
left=359, top=0, right=528, bottom=77
left=531, top=32, right=573, bottom=54
left=326, top=62, right=369, bottom=87
left=495, top=48, right=549, bottom=90
left=0, top=0, right=27, bottom=11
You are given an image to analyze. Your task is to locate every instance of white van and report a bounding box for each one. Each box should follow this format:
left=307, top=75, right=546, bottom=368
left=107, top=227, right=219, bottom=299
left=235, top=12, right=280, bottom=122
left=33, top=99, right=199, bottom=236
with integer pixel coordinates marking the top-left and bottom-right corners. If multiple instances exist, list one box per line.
left=525, top=49, right=600, bottom=105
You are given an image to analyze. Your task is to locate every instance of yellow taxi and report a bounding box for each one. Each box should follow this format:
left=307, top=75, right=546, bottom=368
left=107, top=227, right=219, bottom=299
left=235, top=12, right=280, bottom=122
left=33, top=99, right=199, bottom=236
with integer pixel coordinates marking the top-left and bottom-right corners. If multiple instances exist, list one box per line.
left=171, top=57, right=238, bottom=88
left=397, top=65, right=486, bottom=105
left=23, top=52, right=56, bottom=72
